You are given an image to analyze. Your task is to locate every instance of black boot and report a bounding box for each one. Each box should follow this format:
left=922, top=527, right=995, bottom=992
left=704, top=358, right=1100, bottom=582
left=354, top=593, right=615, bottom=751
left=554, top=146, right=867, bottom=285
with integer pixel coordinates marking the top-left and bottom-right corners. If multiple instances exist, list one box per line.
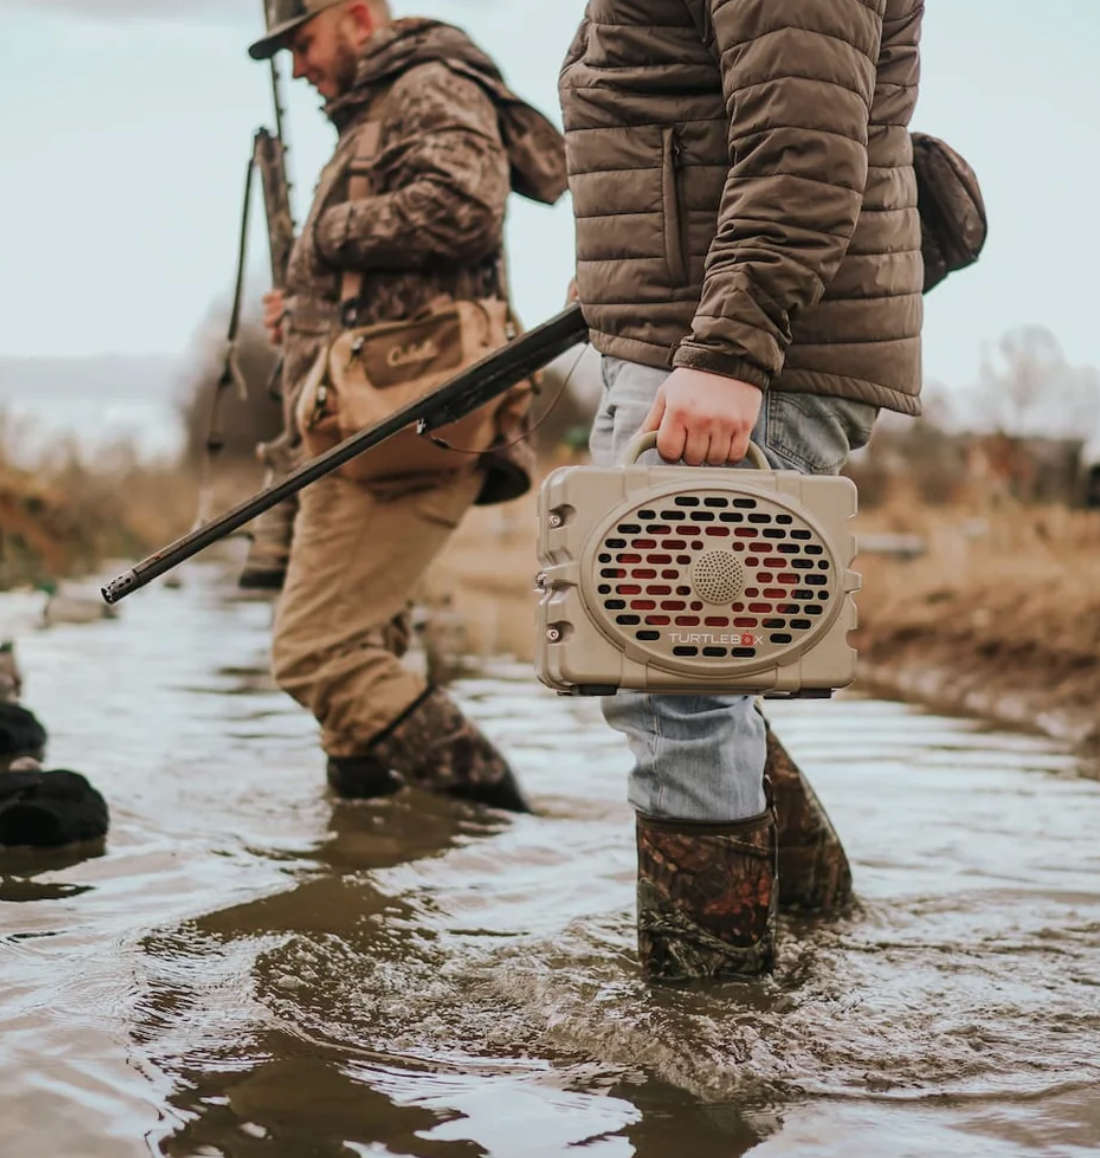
left=329, top=688, right=530, bottom=813
left=0, top=702, right=47, bottom=772
left=636, top=807, right=777, bottom=983
left=0, top=767, right=109, bottom=848
left=326, top=756, right=405, bottom=800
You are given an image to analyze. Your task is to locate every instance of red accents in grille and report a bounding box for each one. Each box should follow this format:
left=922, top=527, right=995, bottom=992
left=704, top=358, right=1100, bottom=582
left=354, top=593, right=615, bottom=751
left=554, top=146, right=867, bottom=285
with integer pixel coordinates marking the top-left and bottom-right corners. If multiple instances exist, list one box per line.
left=598, top=495, right=828, bottom=657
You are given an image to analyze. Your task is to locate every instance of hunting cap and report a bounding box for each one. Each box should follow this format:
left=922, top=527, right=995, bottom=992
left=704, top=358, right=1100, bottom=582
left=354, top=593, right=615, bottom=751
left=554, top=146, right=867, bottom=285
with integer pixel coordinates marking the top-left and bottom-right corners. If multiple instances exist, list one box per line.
left=249, top=0, right=347, bottom=60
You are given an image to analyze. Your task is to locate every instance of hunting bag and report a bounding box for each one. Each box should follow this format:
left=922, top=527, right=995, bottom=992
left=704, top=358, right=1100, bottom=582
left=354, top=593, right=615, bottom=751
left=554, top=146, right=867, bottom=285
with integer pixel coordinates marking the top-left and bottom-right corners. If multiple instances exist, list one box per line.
left=911, top=131, right=988, bottom=292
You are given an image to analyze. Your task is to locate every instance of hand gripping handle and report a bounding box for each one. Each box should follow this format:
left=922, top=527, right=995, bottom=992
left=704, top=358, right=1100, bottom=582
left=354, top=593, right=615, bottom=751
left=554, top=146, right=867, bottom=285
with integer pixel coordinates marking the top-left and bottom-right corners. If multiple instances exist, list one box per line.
left=622, top=431, right=771, bottom=470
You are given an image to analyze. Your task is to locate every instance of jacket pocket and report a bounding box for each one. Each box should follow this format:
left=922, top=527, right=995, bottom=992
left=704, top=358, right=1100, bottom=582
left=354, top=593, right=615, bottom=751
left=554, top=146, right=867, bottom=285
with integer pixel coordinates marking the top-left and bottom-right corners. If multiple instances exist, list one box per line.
left=661, top=127, right=688, bottom=287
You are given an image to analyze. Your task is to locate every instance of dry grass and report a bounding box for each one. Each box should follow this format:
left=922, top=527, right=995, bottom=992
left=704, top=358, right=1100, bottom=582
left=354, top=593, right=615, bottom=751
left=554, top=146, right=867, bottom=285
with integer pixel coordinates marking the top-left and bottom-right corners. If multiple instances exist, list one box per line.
left=0, top=429, right=267, bottom=588
left=854, top=481, right=1100, bottom=654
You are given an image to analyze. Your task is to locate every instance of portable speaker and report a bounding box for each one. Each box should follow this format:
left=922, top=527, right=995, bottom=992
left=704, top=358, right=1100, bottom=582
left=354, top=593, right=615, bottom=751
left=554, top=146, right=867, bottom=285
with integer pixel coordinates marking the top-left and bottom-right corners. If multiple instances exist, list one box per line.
left=535, top=433, right=860, bottom=697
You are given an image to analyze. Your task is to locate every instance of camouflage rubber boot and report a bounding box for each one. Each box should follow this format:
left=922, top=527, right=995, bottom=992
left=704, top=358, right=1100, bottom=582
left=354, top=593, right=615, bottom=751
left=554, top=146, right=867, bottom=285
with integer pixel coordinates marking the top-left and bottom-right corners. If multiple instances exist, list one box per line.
left=238, top=493, right=298, bottom=591
left=763, top=719, right=854, bottom=913
left=636, top=808, right=777, bottom=984
left=328, top=688, right=531, bottom=813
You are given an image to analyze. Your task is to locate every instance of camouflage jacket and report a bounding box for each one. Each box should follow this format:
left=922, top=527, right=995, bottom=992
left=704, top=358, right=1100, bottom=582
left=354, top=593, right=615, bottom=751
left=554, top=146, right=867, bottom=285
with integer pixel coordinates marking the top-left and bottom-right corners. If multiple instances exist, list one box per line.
left=283, top=18, right=567, bottom=504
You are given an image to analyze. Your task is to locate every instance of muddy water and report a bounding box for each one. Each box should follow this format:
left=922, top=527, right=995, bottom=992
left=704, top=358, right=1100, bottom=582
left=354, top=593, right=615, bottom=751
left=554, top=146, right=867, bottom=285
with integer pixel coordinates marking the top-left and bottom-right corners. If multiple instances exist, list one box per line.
left=2, top=560, right=1100, bottom=1158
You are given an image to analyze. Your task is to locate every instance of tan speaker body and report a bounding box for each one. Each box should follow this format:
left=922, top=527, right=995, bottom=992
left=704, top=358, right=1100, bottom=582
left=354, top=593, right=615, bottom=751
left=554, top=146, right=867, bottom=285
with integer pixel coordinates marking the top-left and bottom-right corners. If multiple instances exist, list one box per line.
left=535, top=437, right=860, bottom=698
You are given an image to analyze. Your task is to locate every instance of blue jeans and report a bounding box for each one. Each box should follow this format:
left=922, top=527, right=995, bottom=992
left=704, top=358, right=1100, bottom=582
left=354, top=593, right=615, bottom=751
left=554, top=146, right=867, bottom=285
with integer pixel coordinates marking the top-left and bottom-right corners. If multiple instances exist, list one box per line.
left=590, top=356, right=878, bottom=823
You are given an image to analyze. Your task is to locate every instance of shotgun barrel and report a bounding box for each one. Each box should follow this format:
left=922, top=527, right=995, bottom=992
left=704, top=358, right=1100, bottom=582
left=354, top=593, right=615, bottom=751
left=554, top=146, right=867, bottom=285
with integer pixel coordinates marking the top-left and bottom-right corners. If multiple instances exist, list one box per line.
left=102, top=304, right=589, bottom=605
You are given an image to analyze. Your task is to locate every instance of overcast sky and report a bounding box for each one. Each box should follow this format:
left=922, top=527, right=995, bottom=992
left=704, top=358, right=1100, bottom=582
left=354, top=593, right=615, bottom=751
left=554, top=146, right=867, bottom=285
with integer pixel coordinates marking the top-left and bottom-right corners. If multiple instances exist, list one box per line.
left=2, top=1, right=1099, bottom=401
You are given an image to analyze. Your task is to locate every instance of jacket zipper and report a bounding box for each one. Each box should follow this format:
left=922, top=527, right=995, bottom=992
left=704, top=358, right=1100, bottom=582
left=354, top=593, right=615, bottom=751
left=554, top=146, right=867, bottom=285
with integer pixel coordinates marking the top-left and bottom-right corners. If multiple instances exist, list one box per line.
left=662, top=127, right=688, bottom=287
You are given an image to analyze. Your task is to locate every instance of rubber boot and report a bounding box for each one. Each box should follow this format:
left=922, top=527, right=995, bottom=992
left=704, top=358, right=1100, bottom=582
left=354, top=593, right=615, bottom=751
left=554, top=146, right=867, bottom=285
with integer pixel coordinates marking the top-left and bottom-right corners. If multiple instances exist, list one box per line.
left=763, top=718, right=853, bottom=913
left=238, top=492, right=297, bottom=591
left=636, top=807, right=777, bottom=983
left=325, top=756, right=405, bottom=801
left=326, top=688, right=530, bottom=813
left=0, top=766, right=109, bottom=848
left=0, top=701, right=47, bottom=773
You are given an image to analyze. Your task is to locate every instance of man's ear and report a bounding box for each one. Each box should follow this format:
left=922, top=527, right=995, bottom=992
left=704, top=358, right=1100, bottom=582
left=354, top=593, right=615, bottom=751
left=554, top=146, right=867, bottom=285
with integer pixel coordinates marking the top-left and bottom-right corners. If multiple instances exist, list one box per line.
left=342, top=1, right=377, bottom=46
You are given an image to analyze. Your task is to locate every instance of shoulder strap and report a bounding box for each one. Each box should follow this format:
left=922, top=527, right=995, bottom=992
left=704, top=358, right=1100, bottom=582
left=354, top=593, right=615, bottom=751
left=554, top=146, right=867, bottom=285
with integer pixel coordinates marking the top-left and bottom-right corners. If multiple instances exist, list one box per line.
left=339, top=110, right=385, bottom=313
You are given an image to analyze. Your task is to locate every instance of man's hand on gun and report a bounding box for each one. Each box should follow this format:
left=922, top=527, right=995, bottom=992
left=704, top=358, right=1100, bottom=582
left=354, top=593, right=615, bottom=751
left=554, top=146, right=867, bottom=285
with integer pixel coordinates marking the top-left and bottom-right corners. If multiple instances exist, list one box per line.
left=263, top=289, right=287, bottom=346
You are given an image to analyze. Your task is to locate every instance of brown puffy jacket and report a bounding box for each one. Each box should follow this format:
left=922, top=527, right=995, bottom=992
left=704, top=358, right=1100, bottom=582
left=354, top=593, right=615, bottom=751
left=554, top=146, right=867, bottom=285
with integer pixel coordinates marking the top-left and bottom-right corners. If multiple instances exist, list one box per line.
left=284, top=18, right=568, bottom=503
left=559, top=0, right=924, bottom=415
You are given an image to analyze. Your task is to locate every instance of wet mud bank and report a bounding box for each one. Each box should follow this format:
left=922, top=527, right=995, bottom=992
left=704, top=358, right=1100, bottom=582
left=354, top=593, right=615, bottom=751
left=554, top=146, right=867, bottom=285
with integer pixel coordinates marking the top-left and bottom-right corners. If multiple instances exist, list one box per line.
left=854, top=636, right=1100, bottom=761
left=852, top=507, right=1100, bottom=764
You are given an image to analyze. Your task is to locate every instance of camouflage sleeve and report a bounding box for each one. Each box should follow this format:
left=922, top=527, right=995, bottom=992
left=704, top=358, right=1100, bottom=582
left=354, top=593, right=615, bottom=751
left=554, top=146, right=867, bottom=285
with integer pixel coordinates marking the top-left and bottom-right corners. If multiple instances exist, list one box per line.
left=314, top=62, right=509, bottom=271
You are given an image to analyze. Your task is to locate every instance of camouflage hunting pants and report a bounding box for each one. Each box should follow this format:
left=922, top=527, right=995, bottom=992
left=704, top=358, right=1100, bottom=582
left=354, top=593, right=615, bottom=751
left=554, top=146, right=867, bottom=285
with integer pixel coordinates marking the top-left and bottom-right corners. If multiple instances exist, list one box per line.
left=271, top=469, right=484, bottom=757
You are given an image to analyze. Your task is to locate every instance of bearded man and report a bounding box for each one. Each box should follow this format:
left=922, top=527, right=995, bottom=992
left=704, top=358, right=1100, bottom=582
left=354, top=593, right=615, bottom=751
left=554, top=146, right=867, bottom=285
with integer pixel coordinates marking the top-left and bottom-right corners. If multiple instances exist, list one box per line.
left=250, top=0, right=567, bottom=809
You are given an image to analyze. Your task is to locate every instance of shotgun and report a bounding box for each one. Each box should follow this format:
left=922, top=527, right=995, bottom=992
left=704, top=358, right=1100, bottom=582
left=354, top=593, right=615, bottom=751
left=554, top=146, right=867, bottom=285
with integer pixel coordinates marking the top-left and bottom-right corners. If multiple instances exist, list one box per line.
left=102, top=304, right=590, bottom=605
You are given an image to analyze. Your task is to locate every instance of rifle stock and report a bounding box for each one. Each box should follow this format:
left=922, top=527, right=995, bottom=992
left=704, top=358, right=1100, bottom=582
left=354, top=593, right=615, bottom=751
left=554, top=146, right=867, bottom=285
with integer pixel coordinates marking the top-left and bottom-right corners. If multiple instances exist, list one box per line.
left=102, top=305, right=589, bottom=606
left=254, top=127, right=294, bottom=291
left=204, top=51, right=294, bottom=469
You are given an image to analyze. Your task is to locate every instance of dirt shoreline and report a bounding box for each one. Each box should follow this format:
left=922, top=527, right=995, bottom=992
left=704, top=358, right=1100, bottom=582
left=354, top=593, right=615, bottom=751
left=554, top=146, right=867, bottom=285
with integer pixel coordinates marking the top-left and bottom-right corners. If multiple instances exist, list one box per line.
left=429, top=486, right=1100, bottom=766
left=852, top=510, right=1100, bottom=763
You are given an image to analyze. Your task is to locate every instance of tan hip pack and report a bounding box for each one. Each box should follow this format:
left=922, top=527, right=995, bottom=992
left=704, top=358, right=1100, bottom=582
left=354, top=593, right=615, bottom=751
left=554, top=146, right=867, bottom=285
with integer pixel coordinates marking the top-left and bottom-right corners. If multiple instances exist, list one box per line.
left=295, top=297, right=511, bottom=482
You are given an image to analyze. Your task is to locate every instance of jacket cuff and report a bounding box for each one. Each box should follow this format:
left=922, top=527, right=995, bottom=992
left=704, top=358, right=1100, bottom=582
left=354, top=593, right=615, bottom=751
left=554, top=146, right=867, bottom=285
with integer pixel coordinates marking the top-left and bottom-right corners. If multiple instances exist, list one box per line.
left=672, top=343, right=773, bottom=391
left=314, top=204, right=354, bottom=265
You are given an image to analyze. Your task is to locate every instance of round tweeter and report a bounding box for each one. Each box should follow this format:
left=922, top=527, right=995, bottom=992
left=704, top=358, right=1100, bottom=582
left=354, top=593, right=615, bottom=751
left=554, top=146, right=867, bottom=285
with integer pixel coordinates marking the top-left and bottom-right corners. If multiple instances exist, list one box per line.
left=691, top=550, right=745, bottom=605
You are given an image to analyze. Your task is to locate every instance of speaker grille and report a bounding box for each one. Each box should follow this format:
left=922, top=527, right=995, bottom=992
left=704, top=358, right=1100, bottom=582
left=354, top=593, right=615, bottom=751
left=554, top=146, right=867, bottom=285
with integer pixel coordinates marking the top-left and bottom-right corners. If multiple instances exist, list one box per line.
left=590, top=487, right=836, bottom=668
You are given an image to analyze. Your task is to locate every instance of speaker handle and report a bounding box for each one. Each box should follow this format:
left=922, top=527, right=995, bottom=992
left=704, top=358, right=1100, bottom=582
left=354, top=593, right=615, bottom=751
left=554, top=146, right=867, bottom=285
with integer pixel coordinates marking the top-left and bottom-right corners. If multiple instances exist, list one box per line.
left=622, top=431, right=770, bottom=471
